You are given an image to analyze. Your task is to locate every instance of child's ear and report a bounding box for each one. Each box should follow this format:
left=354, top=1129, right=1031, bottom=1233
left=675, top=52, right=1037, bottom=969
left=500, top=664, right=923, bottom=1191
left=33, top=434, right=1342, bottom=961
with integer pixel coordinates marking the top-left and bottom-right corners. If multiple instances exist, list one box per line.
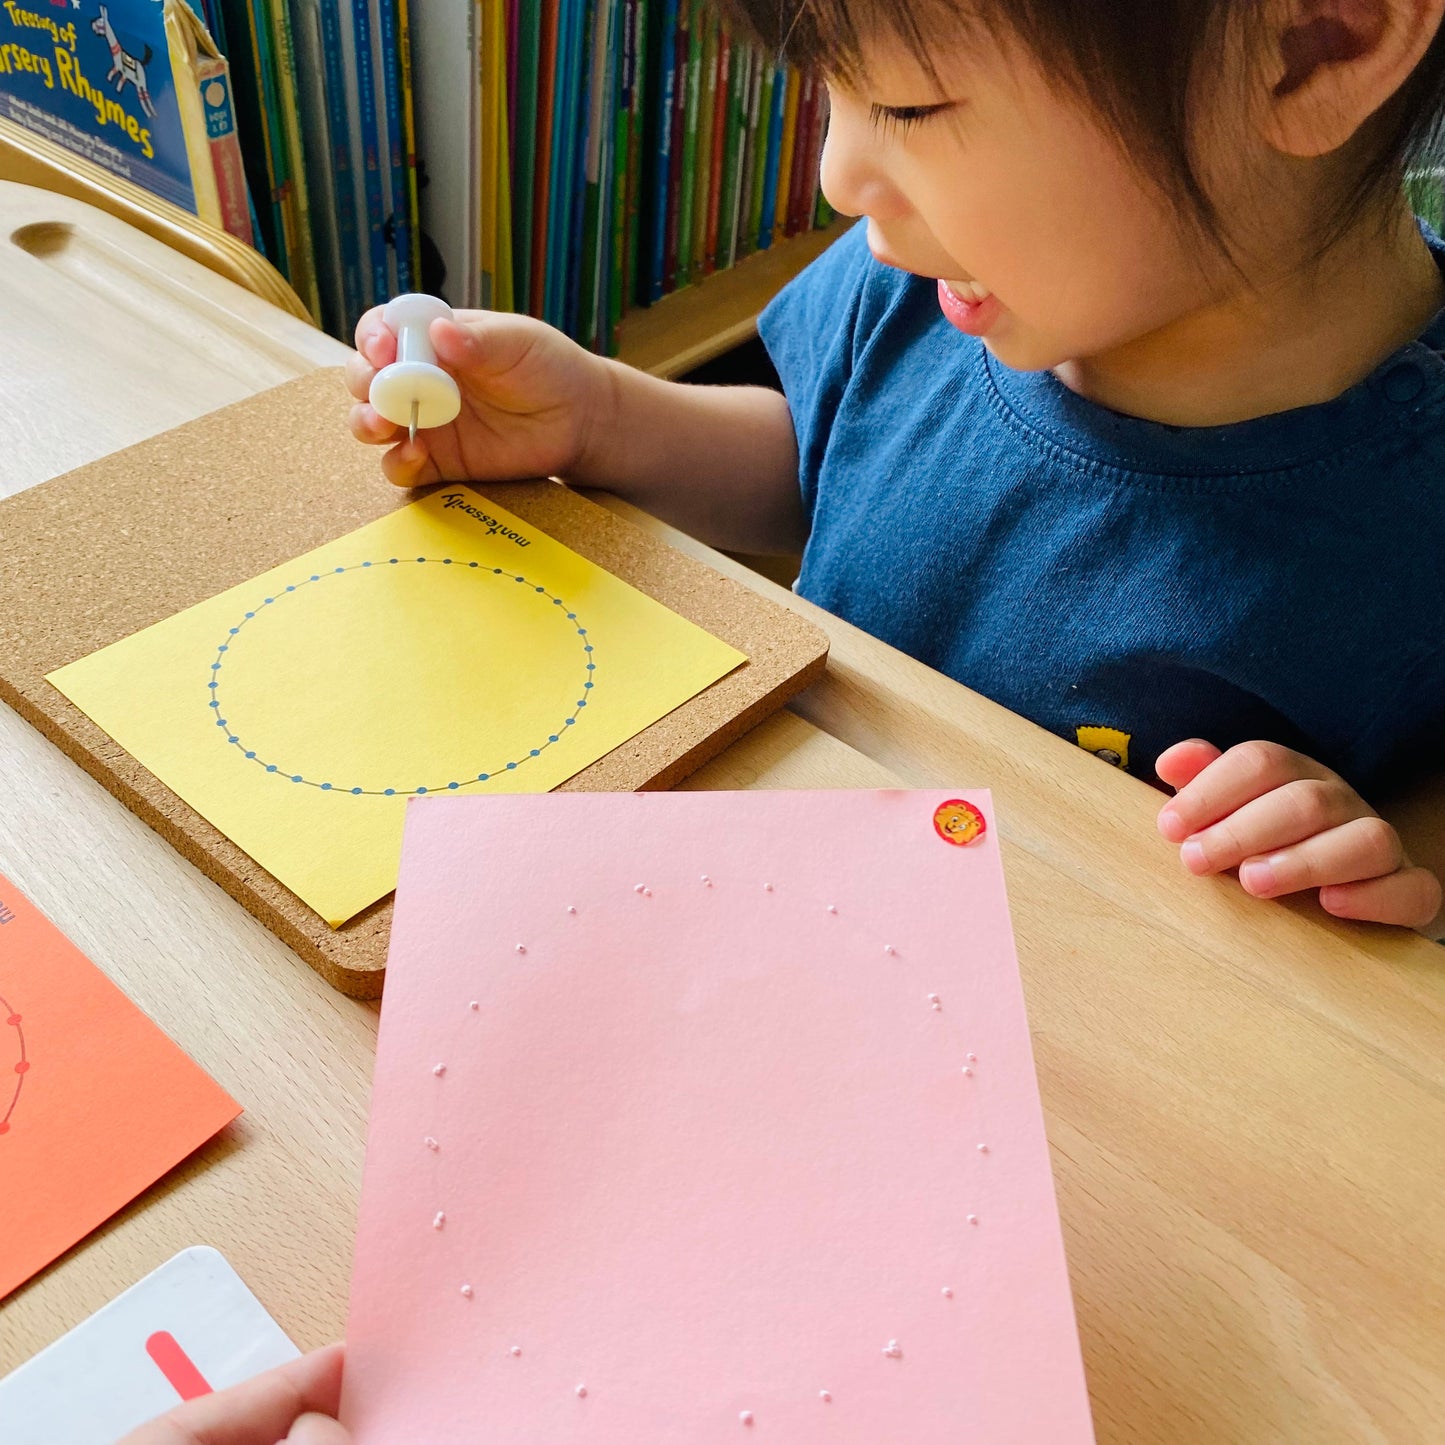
left=1258, top=0, right=1445, bottom=156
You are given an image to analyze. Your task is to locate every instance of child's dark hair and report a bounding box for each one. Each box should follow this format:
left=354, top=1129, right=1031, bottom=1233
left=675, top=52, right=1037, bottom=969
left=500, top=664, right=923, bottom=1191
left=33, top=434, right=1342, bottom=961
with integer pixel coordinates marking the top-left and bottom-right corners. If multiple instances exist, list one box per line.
left=722, top=0, right=1445, bottom=262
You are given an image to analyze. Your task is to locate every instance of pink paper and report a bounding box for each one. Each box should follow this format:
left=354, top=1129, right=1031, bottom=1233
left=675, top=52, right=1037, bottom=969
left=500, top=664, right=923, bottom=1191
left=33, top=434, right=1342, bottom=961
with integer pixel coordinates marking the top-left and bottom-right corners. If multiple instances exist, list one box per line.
left=344, top=791, right=1094, bottom=1443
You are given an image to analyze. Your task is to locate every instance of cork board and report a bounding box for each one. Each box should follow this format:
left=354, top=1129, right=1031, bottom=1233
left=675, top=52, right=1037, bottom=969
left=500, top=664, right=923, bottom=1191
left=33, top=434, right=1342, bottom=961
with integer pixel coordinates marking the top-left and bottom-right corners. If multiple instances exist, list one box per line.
left=0, top=369, right=829, bottom=997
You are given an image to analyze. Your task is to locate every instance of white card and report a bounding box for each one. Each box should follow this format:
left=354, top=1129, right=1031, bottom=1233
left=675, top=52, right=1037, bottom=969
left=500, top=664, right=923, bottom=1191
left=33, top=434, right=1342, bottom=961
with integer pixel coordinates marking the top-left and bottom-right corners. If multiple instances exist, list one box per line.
left=0, top=1246, right=299, bottom=1444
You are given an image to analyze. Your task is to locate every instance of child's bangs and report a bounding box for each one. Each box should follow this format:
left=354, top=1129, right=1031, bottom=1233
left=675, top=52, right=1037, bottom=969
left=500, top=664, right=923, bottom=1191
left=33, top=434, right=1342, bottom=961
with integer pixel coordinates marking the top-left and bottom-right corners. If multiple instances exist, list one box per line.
left=720, top=0, right=973, bottom=85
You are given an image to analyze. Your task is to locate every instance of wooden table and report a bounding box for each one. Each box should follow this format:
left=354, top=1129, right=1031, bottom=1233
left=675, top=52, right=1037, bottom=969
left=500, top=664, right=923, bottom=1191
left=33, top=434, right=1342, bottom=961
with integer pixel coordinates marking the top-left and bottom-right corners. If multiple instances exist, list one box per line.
left=2, top=182, right=1441, bottom=1445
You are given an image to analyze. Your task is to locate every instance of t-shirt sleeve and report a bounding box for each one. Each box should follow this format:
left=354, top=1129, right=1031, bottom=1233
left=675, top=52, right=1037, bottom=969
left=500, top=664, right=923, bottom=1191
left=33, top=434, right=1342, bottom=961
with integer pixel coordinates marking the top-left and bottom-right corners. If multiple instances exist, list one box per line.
left=758, top=224, right=873, bottom=521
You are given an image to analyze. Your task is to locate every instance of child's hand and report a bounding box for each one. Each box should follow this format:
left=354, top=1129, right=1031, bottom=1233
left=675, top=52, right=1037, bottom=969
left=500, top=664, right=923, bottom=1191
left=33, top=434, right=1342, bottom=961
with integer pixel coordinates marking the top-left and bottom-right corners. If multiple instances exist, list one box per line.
left=1156, top=739, right=1444, bottom=929
left=118, top=1343, right=348, bottom=1445
left=345, top=308, right=610, bottom=489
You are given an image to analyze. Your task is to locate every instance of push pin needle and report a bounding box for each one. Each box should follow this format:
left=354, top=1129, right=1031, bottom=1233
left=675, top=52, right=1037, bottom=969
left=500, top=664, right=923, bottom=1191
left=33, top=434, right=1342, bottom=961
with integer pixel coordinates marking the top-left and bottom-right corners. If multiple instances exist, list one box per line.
left=368, top=294, right=462, bottom=445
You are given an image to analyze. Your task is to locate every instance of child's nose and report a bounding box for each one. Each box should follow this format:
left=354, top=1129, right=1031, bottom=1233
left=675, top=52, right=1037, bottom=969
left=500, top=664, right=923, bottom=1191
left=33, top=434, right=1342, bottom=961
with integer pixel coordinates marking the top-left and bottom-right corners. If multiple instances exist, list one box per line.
left=818, top=109, right=910, bottom=223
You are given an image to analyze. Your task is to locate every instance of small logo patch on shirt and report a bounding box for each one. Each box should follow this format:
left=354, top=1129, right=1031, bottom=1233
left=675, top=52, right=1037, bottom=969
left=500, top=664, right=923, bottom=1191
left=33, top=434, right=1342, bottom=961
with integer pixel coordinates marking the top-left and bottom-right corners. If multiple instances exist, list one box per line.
left=1076, top=725, right=1131, bottom=771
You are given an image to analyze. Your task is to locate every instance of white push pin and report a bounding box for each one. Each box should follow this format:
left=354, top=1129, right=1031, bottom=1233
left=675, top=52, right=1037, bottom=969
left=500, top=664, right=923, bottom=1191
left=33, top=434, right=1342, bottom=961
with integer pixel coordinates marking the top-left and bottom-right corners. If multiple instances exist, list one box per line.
left=369, top=293, right=462, bottom=444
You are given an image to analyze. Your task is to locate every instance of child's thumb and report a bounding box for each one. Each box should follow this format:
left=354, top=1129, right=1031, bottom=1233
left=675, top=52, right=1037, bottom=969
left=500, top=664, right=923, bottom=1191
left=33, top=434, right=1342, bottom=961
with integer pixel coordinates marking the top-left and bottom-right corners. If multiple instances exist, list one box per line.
left=431, top=313, right=536, bottom=382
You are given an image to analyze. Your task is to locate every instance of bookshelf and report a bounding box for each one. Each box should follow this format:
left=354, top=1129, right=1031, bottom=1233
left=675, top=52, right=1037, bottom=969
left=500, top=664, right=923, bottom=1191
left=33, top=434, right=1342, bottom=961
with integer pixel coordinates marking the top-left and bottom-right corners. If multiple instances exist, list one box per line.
left=1, top=109, right=845, bottom=380
left=618, top=217, right=849, bottom=377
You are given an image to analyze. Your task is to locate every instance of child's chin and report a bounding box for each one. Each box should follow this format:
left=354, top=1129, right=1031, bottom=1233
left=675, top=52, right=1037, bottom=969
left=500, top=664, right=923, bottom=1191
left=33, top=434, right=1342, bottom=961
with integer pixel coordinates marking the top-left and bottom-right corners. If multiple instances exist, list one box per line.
left=973, top=325, right=1064, bottom=374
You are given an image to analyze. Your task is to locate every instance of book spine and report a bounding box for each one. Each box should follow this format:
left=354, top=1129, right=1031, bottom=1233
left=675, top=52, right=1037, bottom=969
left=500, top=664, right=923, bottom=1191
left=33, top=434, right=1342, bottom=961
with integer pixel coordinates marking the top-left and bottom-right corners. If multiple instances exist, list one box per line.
left=495, top=12, right=515, bottom=314
left=577, top=0, right=612, bottom=346
left=349, top=0, right=390, bottom=304
left=376, top=0, right=410, bottom=292
left=593, top=0, right=619, bottom=348
left=512, top=0, right=541, bottom=310
left=736, top=51, right=765, bottom=261
left=267, top=0, right=322, bottom=318
left=196, top=51, right=254, bottom=245
left=690, top=8, right=716, bottom=281
left=247, top=1, right=296, bottom=278
left=479, top=0, right=499, bottom=308
left=532, top=0, right=559, bottom=316
left=216, top=0, right=281, bottom=261
left=318, top=0, right=365, bottom=326
left=605, top=0, right=632, bottom=348
left=757, top=60, right=784, bottom=250
left=563, top=0, right=593, bottom=335
left=715, top=37, right=745, bottom=269
left=395, top=0, right=422, bottom=286
left=645, top=0, right=676, bottom=303
left=702, top=25, right=727, bottom=274
left=773, top=63, right=797, bottom=240
left=675, top=0, right=702, bottom=289
left=507, top=0, right=520, bottom=156
left=785, top=68, right=810, bottom=237
left=622, top=0, right=645, bottom=309
left=662, top=0, right=686, bottom=292
left=543, top=0, right=573, bottom=324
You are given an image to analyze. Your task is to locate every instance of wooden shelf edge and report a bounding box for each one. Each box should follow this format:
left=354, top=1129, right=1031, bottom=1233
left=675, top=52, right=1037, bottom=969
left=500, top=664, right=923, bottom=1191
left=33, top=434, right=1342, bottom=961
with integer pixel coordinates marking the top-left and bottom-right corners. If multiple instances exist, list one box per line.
left=616, top=218, right=854, bottom=378
left=0, top=116, right=312, bottom=324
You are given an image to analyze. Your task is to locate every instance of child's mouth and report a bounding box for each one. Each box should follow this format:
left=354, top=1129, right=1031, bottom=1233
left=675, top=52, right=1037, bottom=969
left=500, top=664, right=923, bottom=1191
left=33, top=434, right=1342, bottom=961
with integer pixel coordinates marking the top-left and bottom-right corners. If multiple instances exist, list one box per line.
left=937, top=279, right=1001, bottom=337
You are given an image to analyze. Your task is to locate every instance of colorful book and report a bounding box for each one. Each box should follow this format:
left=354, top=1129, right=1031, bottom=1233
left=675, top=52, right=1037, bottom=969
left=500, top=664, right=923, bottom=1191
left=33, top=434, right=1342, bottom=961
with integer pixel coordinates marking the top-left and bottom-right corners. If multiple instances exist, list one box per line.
left=689, top=8, right=717, bottom=281
left=621, top=0, right=646, bottom=313
left=532, top=0, right=559, bottom=315
left=217, top=0, right=284, bottom=260
left=773, top=63, right=798, bottom=241
left=316, top=0, right=366, bottom=326
left=643, top=0, right=677, bottom=303
left=373, top=0, right=411, bottom=295
left=715, top=36, right=747, bottom=268
left=604, top=0, right=633, bottom=349
left=577, top=0, right=613, bottom=346
left=702, top=24, right=728, bottom=274
left=739, top=50, right=774, bottom=262
left=265, top=0, right=321, bottom=317
left=674, top=0, right=702, bottom=289
left=396, top=0, right=423, bottom=286
left=757, top=57, right=785, bottom=251
left=343, top=0, right=389, bottom=306
left=288, top=0, right=345, bottom=334
left=511, top=0, right=542, bottom=309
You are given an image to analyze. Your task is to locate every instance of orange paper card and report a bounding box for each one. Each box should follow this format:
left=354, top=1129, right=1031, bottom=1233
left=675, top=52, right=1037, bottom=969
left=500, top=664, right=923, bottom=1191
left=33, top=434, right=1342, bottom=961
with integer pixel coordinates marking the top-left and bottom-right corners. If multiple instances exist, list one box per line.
left=0, top=873, right=241, bottom=1300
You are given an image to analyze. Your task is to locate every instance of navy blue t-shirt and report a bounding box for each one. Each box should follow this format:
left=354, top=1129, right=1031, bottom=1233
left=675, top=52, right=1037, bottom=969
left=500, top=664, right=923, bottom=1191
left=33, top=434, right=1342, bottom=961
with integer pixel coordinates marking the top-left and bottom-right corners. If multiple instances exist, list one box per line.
left=759, top=222, right=1445, bottom=791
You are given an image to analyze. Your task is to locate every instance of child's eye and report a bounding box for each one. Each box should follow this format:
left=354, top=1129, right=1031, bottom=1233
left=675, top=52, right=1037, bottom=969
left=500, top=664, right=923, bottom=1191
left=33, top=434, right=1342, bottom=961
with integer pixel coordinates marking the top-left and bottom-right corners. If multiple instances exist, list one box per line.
left=868, top=102, right=952, bottom=136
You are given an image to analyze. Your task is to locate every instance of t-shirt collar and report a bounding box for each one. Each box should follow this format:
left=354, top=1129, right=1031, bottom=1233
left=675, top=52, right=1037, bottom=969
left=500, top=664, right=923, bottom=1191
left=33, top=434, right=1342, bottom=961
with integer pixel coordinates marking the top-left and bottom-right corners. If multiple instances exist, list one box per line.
left=980, top=219, right=1445, bottom=480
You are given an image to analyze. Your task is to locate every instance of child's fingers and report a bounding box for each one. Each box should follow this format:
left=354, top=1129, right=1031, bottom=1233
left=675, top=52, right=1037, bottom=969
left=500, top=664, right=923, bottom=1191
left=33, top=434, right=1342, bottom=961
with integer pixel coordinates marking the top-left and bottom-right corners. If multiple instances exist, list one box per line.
left=430, top=312, right=550, bottom=383
left=284, top=1412, right=353, bottom=1444
left=353, top=305, right=384, bottom=351
left=344, top=349, right=377, bottom=403
left=1235, top=814, right=1406, bottom=899
left=380, top=436, right=435, bottom=488
left=1319, top=867, right=1445, bottom=929
left=1155, top=738, right=1222, bottom=792
left=353, top=309, right=397, bottom=370
left=1174, top=776, right=1367, bottom=876
left=119, top=1344, right=345, bottom=1445
left=348, top=402, right=399, bottom=446
left=1156, top=739, right=1332, bottom=843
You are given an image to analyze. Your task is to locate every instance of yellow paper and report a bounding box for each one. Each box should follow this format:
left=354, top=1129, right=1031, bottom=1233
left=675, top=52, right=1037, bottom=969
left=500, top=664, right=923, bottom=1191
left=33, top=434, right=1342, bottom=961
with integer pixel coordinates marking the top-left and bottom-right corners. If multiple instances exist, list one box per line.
left=47, top=489, right=746, bottom=927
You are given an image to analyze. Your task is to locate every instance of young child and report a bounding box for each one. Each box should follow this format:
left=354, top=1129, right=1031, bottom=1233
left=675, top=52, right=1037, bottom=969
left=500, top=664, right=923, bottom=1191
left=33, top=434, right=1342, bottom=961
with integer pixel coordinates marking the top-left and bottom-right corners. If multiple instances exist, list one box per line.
left=347, top=0, right=1444, bottom=932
